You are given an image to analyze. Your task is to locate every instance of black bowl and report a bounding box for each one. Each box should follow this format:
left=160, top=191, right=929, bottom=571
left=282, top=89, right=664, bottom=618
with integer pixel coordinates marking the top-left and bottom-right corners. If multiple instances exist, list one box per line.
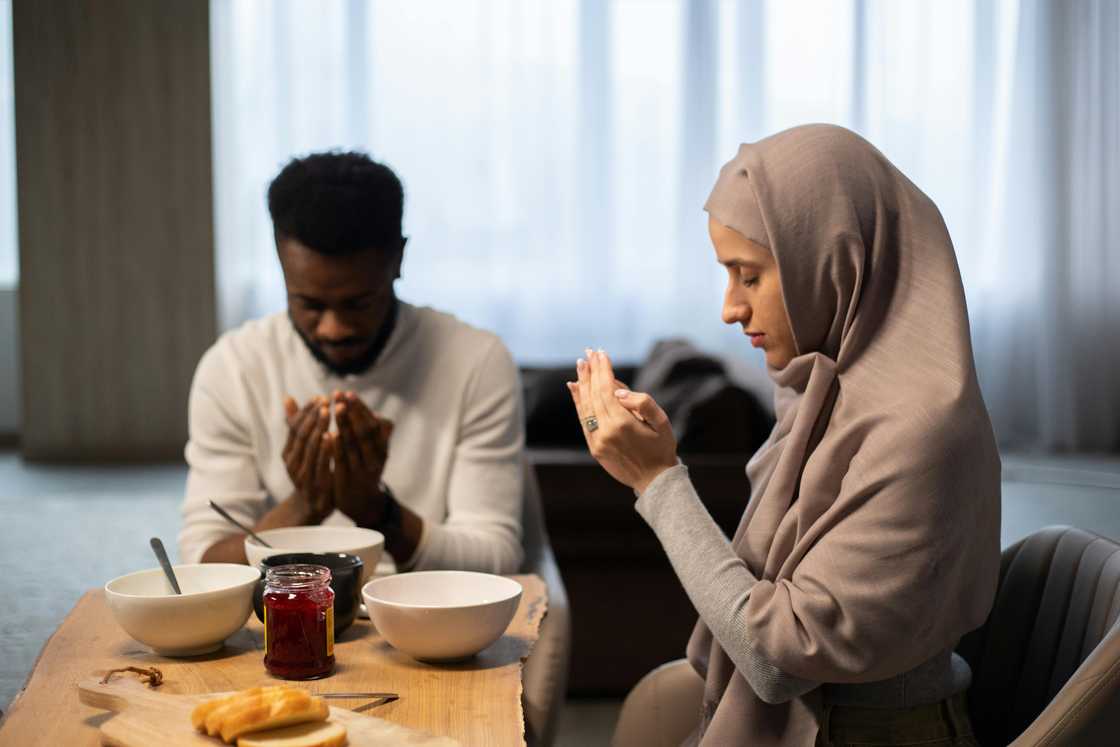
left=252, top=552, right=364, bottom=634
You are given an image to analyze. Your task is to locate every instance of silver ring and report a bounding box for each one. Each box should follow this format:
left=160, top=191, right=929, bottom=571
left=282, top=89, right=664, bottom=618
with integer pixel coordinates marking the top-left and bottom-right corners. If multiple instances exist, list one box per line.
left=583, top=416, right=599, bottom=432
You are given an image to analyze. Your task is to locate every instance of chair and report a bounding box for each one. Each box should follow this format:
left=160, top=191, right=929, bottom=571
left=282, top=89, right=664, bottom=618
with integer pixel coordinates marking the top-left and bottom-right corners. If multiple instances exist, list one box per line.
left=520, top=458, right=573, bottom=747
left=612, top=659, right=704, bottom=747
left=613, top=526, right=1120, bottom=747
left=958, top=525, right=1120, bottom=746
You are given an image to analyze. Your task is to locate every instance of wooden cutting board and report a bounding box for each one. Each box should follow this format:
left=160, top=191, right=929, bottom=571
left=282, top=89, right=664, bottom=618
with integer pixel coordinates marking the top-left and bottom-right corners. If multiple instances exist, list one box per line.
left=77, top=677, right=460, bottom=746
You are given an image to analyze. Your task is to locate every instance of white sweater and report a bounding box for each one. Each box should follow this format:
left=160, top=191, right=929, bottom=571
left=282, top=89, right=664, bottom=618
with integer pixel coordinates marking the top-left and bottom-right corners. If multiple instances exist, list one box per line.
left=178, top=302, right=525, bottom=574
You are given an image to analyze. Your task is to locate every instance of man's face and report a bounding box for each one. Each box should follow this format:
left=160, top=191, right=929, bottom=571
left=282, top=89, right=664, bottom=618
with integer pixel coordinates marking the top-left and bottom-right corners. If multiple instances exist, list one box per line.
left=278, top=236, right=402, bottom=376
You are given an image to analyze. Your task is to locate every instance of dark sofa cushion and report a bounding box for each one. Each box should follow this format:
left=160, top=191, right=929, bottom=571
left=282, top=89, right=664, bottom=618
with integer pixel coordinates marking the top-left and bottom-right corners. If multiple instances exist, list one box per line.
left=633, top=339, right=773, bottom=455
left=522, top=341, right=774, bottom=455
left=522, top=365, right=637, bottom=447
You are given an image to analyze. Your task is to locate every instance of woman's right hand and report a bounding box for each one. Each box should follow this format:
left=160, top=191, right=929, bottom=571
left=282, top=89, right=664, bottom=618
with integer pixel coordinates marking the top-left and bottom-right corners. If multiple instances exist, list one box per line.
left=568, top=349, right=679, bottom=494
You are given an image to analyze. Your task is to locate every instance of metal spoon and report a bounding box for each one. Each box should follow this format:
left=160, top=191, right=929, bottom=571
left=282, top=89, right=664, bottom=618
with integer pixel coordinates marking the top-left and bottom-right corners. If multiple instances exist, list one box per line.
left=208, top=500, right=273, bottom=547
left=149, top=537, right=182, bottom=595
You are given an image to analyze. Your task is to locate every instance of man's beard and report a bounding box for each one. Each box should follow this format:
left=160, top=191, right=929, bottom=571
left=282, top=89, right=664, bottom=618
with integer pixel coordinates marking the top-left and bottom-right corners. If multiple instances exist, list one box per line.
left=290, top=315, right=383, bottom=377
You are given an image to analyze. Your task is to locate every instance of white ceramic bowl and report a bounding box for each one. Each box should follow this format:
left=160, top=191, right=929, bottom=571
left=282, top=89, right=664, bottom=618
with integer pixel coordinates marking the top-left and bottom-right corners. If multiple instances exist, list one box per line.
left=244, top=526, right=384, bottom=584
left=362, top=571, right=522, bottom=662
left=104, top=564, right=259, bottom=656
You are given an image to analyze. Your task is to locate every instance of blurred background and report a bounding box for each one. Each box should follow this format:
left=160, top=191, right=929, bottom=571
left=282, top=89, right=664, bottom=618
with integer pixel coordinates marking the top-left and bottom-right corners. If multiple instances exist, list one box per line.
left=1, top=0, right=1118, bottom=455
left=0, top=1, right=1117, bottom=743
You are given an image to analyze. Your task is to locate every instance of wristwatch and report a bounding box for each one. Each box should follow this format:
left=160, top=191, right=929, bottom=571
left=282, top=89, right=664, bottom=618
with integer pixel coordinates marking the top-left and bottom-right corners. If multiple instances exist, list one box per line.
left=377, top=481, right=403, bottom=534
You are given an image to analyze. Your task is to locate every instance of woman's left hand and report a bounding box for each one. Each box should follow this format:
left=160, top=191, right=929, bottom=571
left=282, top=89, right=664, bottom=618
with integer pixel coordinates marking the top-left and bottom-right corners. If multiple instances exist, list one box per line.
left=568, top=349, right=679, bottom=494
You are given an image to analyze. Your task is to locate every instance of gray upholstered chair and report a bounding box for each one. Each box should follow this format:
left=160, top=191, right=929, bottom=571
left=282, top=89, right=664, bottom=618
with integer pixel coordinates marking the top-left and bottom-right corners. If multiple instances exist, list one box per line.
left=613, top=526, right=1120, bottom=747
left=520, top=458, right=572, bottom=747
left=958, top=525, right=1120, bottom=746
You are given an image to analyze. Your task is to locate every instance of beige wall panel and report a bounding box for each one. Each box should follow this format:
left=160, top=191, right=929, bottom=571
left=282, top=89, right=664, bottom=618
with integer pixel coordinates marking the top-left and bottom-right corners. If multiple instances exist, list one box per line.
left=14, top=0, right=215, bottom=460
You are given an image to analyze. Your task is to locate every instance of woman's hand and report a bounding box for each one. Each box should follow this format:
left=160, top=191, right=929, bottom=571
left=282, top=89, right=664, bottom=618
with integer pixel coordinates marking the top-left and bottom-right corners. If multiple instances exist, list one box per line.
left=567, top=349, right=679, bottom=494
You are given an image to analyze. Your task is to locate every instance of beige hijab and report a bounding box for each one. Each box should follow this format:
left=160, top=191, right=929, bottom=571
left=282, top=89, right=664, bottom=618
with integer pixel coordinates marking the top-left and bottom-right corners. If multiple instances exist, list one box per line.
left=691, top=124, right=1001, bottom=745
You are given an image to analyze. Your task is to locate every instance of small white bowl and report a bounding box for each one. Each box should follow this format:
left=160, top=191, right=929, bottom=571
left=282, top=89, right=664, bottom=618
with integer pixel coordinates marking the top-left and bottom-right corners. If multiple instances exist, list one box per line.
left=104, top=564, right=259, bottom=656
left=362, top=571, right=522, bottom=662
left=244, top=526, right=384, bottom=584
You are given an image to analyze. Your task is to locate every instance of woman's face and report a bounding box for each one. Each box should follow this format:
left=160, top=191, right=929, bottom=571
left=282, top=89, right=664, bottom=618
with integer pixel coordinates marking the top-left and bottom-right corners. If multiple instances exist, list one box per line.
left=709, top=215, right=798, bottom=369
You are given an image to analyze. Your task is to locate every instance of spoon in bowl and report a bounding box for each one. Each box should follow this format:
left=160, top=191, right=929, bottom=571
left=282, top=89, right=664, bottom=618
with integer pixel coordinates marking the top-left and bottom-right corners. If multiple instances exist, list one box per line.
left=208, top=500, right=273, bottom=548
left=149, top=537, right=182, bottom=595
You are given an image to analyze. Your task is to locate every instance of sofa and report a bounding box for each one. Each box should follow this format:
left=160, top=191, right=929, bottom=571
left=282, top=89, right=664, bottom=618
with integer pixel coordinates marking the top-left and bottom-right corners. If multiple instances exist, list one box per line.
left=521, top=344, right=775, bottom=695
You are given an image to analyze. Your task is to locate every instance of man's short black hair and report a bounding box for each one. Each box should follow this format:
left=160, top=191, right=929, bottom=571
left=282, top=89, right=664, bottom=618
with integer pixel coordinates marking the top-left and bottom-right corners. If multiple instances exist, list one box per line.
left=267, top=150, right=404, bottom=255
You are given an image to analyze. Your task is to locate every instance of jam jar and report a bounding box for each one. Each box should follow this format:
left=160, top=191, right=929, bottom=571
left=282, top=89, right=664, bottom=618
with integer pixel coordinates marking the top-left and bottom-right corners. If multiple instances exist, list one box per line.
left=263, top=564, right=335, bottom=679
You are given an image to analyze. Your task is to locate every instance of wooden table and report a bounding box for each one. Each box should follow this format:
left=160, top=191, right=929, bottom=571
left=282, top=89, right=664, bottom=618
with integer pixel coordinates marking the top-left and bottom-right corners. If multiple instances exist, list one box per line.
left=0, top=574, right=546, bottom=746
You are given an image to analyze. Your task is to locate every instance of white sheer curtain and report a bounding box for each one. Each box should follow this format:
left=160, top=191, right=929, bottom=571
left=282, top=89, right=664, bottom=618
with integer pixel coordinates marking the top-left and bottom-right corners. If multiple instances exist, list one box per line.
left=966, top=0, right=1120, bottom=452
left=210, top=0, right=1120, bottom=451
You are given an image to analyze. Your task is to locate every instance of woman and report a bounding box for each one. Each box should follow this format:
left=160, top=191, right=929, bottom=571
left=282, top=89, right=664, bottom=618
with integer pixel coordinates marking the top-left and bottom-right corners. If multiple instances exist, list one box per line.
left=568, top=124, right=999, bottom=746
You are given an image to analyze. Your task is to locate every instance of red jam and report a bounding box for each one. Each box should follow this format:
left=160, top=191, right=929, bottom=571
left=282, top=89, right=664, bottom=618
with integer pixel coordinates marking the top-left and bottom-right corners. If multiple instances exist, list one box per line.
left=263, top=564, right=335, bottom=679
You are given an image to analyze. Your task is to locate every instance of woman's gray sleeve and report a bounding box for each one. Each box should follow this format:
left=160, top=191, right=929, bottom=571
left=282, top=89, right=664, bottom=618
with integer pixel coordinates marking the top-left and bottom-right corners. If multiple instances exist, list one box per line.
left=634, top=464, right=818, bottom=704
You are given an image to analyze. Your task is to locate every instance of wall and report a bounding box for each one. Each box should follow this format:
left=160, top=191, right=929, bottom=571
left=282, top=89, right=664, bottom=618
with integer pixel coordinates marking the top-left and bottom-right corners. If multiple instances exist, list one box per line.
left=13, top=0, right=215, bottom=460
left=0, top=287, right=17, bottom=436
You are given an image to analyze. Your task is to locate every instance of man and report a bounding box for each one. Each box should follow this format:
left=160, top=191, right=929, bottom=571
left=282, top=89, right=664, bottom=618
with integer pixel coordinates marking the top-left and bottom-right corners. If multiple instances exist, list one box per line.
left=179, top=151, right=524, bottom=574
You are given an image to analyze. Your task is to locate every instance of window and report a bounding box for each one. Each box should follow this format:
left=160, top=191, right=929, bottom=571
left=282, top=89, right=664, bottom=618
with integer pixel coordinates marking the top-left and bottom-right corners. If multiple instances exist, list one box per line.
left=209, top=1, right=1017, bottom=367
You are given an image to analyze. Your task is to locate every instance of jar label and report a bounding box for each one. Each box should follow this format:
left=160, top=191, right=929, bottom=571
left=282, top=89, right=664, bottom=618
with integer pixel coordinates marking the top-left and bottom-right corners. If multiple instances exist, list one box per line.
left=326, top=606, right=334, bottom=656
